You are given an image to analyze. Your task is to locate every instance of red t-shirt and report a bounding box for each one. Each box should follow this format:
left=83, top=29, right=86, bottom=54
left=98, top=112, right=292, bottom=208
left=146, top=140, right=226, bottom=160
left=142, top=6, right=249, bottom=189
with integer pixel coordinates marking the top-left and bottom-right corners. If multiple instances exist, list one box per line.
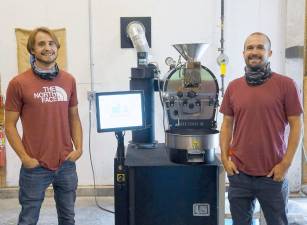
left=5, top=69, right=78, bottom=170
left=220, top=73, right=303, bottom=176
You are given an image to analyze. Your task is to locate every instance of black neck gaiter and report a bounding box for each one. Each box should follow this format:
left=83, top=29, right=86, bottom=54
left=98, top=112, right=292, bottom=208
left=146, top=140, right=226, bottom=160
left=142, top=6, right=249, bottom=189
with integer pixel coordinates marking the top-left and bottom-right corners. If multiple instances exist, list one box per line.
left=244, top=62, right=272, bottom=86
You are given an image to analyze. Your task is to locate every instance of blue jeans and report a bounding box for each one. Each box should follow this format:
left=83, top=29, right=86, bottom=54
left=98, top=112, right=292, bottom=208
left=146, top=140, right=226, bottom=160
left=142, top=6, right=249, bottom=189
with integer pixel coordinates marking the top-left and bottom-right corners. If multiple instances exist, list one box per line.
left=228, top=172, right=289, bottom=225
left=18, top=160, right=78, bottom=225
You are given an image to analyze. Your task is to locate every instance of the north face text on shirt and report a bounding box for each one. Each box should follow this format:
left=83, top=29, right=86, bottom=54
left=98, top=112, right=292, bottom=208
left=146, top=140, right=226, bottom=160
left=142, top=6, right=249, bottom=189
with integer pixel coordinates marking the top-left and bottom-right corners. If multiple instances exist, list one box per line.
left=34, top=86, right=68, bottom=103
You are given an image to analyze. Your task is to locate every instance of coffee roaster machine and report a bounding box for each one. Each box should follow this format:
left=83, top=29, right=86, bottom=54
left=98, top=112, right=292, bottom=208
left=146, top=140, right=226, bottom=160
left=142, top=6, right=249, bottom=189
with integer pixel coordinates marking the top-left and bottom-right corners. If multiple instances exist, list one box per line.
left=96, top=21, right=225, bottom=225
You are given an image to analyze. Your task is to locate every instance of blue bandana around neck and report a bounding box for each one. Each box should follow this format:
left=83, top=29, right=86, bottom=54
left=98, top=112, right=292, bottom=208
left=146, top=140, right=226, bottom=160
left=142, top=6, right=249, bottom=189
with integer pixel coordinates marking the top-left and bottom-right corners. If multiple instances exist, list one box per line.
left=30, top=54, right=59, bottom=80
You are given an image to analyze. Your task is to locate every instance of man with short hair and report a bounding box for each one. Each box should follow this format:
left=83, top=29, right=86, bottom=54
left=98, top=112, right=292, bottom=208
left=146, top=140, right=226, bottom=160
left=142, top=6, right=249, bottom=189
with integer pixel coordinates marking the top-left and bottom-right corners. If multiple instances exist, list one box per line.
left=220, top=32, right=303, bottom=225
left=5, top=27, right=83, bottom=225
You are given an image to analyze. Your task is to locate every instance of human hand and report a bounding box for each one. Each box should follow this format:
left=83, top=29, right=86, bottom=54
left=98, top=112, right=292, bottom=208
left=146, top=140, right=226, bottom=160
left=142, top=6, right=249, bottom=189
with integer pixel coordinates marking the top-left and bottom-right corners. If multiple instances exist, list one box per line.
left=65, top=150, right=82, bottom=162
left=267, top=162, right=289, bottom=182
left=222, top=159, right=239, bottom=176
left=22, top=157, right=40, bottom=169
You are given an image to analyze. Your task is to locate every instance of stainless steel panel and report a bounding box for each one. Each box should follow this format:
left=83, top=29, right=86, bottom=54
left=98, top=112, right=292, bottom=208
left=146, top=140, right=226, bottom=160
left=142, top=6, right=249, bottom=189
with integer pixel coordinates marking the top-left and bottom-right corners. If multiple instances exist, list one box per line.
left=165, top=130, right=219, bottom=150
left=173, top=43, right=209, bottom=62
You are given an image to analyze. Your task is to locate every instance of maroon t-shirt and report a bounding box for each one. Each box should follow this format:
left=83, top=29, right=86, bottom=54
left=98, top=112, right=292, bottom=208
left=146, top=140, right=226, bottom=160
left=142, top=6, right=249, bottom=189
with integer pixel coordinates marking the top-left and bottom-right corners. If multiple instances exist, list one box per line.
left=5, top=69, right=78, bottom=170
left=220, top=73, right=303, bottom=176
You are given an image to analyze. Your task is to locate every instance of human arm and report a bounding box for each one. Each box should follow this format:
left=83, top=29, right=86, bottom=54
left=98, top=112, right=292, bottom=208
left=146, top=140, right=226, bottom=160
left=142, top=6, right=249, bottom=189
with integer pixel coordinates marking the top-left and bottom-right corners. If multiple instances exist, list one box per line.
left=220, top=115, right=239, bottom=175
left=5, top=110, right=39, bottom=168
left=267, top=115, right=302, bottom=181
left=65, top=106, right=83, bottom=161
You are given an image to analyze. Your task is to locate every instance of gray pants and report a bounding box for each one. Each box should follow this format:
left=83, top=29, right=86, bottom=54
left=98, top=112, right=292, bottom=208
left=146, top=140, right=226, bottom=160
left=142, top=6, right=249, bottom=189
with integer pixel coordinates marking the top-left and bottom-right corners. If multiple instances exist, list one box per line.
left=228, top=172, right=289, bottom=225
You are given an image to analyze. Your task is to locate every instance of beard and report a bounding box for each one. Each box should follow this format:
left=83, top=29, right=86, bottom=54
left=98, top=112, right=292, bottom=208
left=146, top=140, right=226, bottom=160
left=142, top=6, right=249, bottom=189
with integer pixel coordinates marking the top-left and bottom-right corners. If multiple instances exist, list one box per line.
left=35, top=51, right=58, bottom=67
left=246, top=63, right=263, bottom=71
left=245, top=56, right=267, bottom=72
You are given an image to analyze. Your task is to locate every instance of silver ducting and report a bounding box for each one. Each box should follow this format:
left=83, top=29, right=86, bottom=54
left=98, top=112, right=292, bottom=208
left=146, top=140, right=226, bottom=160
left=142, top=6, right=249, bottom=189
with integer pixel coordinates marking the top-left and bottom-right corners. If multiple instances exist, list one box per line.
left=126, top=21, right=149, bottom=53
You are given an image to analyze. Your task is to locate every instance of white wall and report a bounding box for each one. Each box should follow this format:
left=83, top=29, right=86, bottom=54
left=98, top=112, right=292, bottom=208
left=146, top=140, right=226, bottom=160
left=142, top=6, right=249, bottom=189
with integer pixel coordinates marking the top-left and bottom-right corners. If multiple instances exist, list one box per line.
left=285, top=0, right=305, bottom=191
left=1, top=0, right=300, bottom=186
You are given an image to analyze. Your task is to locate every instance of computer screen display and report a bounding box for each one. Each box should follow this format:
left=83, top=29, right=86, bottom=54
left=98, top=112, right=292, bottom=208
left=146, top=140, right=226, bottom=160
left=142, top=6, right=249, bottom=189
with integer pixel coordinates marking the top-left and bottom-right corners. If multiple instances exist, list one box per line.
left=95, top=91, right=145, bottom=132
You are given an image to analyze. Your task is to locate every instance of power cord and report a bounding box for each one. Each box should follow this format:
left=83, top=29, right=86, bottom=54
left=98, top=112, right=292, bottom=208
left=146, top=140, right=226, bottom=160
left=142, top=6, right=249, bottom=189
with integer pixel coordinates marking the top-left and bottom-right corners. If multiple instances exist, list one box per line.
left=88, top=92, right=115, bottom=214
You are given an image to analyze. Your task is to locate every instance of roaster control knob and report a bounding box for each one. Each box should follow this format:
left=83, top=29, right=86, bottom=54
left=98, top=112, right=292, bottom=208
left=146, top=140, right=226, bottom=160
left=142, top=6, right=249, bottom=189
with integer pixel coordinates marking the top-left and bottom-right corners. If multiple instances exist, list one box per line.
left=187, top=91, right=196, bottom=98
left=189, top=103, right=194, bottom=109
left=177, top=91, right=183, bottom=98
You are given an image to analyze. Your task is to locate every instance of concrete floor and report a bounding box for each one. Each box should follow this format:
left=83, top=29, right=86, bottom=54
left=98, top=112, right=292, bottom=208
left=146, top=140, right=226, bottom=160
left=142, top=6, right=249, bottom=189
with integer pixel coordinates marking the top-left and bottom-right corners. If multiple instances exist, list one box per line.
left=0, top=196, right=114, bottom=225
left=287, top=198, right=307, bottom=225
left=0, top=196, right=307, bottom=225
